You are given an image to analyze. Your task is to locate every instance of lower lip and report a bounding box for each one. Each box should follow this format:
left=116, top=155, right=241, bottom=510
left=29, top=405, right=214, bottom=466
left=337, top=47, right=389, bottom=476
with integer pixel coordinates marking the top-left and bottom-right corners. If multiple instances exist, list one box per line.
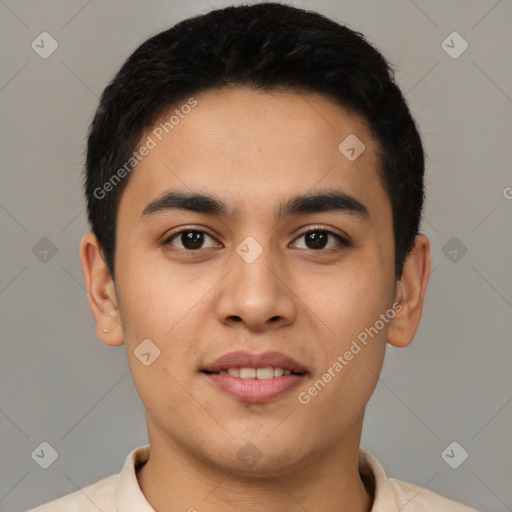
left=202, top=372, right=306, bottom=403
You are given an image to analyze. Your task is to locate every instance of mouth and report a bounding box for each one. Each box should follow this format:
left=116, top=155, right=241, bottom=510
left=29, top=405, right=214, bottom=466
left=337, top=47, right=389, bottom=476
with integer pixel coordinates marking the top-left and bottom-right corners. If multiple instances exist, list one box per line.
left=201, top=351, right=308, bottom=403
left=202, top=367, right=306, bottom=378
left=201, top=370, right=307, bottom=403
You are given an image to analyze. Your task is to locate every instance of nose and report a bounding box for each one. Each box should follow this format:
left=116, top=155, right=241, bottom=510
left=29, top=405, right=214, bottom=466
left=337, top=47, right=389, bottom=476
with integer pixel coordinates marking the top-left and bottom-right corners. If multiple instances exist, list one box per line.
left=215, top=245, right=297, bottom=333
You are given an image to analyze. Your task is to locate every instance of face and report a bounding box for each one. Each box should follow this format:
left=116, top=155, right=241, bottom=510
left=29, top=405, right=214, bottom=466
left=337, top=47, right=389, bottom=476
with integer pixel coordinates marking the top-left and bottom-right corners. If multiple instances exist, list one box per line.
left=94, top=87, right=403, bottom=474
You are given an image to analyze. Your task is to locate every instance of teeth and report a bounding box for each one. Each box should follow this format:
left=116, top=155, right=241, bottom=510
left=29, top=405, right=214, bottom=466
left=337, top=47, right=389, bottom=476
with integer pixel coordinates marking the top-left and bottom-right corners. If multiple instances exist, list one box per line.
left=256, top=367, right=274, bottom=379
left=240, top=368, right=256, bottom=379
left=216, top=367, right=296, bottom=379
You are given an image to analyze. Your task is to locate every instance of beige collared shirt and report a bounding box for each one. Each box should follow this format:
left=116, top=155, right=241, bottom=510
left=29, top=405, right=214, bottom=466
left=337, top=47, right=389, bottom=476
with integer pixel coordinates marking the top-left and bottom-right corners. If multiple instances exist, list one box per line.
left=29, top=445, right=477, bottom=511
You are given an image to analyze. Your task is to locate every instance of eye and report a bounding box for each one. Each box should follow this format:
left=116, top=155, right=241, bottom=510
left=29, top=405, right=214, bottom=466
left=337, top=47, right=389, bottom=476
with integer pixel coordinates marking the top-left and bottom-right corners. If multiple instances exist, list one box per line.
left=164, top=229, right=219, bottom=251
left=292, top=227, right=349, bottom=251
left=163, top=226, right=349, bottom=253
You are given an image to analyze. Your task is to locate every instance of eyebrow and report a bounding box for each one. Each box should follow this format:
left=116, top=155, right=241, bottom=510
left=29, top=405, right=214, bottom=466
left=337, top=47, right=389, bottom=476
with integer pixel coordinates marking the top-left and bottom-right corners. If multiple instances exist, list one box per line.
left=141, top=189, right=369, bottom=220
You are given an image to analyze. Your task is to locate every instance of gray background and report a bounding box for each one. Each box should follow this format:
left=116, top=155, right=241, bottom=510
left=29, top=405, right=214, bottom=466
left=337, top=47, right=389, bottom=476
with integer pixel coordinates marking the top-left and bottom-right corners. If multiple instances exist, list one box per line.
left=1, top=0, right=511, bottom=510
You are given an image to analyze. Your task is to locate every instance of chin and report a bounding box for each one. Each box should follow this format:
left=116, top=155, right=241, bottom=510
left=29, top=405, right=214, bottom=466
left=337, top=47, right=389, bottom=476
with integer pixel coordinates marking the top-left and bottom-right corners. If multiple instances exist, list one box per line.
left=216, top=446, right=304, bottom=478
left=200, top=432, right=309, bottom=477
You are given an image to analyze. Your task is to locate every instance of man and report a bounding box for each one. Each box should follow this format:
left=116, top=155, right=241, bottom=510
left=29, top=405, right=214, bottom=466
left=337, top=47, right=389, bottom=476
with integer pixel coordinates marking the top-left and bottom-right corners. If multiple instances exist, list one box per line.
left=30, top=3, right=477, bottom=511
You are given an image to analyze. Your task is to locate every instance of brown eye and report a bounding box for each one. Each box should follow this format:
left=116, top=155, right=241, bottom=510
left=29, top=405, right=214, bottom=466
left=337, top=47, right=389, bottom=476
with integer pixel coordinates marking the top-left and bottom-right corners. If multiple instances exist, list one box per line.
left=165, top=229, right=217, bottom=251
left=293, top=228, right=348, bottom=251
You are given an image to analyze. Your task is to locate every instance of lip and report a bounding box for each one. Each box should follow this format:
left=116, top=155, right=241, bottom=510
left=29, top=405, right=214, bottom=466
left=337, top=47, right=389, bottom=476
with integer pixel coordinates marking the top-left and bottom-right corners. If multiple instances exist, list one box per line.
left=201, top=350, right=308, bottom=374
left=203, top=372, right=306, bottom=403
left=201, top=350, right=308, bottom=404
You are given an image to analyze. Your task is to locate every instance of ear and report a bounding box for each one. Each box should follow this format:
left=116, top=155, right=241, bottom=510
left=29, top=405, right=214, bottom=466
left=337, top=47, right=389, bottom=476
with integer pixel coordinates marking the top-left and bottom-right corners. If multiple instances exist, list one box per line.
left=387, top=234, right=431, bottom=348
left=79, top=231, right=124, bottom=346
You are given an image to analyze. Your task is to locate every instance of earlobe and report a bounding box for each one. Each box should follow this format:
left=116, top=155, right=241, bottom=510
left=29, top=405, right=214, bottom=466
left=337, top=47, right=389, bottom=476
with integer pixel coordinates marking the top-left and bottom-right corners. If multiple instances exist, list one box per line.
left=79, top=232, right=124, bottom=347
left=387, top=234, right=431, bottom=348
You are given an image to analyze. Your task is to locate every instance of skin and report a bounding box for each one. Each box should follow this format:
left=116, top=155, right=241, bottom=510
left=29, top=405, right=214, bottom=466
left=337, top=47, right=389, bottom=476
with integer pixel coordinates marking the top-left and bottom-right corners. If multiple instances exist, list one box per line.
left=79, top=87, right=430, bottom=512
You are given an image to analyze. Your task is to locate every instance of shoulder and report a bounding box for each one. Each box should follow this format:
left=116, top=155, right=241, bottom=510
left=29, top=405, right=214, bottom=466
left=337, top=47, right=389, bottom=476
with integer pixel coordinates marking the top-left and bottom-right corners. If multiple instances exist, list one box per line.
left=27, top=473, right=118, bottom=512
left=359, top=449, right=478, bottom=511
left=28, top=444, right=150, bottom=511
left=389, top=477, right=479, bottom=511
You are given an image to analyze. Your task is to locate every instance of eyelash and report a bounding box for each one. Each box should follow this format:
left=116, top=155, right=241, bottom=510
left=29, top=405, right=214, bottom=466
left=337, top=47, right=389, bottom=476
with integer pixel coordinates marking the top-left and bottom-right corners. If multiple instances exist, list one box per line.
left=163, top=225, right=350, bottom=253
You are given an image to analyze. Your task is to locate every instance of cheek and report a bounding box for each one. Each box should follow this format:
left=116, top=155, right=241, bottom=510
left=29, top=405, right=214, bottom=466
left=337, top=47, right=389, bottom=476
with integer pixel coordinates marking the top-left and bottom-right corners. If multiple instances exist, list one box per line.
left=116, top=265, right=204, bottom=422
left=115, top=249, right=210, bottom=372
left=298, top=259, right=393, bottom=406
left=307, top=261, right=392, bottom=342
left=298, top=278, right=390, bottom=433
left=114, top=244, right=185, bottom=335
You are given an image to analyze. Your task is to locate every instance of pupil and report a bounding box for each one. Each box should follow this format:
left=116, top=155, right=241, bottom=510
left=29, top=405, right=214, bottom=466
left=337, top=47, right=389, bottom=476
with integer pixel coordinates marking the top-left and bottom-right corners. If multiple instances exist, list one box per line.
left=307, top=231, right=327, bottom=250
left=179, top=231, right=328, bottom=250
left=183, top=231, right=204, bottom=249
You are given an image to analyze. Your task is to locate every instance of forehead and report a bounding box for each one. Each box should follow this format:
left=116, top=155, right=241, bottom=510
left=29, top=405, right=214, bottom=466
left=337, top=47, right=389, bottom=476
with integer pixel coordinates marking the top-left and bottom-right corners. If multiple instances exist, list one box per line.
left=118, top=86, right=388, bottom=223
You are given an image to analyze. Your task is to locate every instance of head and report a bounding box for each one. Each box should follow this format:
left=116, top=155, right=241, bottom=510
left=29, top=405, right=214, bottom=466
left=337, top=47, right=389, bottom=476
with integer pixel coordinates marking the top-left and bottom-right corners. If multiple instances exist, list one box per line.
left=80, top=3, right=430, bottom=477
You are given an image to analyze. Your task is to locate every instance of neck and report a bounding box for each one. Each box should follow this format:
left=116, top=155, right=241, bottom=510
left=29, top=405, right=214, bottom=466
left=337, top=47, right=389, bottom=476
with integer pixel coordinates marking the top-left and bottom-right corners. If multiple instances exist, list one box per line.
left=137, top=418, right=373, bottom=512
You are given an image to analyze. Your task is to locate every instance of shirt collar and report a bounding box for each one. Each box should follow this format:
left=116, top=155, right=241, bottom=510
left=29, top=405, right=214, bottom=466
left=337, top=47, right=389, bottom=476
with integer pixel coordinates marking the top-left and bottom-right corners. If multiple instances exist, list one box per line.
left=115, top=445, right=154, bottom=511
left=359, top=448, right=398, bottom=509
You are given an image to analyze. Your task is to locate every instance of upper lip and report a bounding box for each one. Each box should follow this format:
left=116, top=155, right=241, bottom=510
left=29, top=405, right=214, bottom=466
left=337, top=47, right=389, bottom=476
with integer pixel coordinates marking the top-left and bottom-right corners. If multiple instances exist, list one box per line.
left=202, top=350, right=308, bottom=374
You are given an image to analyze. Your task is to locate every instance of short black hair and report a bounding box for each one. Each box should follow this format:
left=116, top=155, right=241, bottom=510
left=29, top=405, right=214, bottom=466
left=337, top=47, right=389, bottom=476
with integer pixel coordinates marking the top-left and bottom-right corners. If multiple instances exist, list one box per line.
left=84, top=2, right=424, bottom=279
